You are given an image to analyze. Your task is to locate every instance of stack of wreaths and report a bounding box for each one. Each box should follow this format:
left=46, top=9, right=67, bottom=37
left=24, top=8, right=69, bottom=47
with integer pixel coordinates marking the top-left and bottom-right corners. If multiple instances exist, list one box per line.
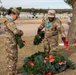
left=23, top=52, right=75, bottom=75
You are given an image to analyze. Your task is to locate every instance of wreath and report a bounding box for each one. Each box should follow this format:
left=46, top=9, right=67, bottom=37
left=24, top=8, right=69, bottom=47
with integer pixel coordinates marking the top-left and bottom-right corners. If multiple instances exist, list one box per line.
left=33, top=31, right=45, bottom=45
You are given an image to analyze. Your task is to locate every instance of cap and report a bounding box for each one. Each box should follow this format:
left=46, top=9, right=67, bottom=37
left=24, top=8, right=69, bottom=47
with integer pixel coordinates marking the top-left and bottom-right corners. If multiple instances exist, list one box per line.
left=47, top=10, right=56, bottom=18
left=11, top=8, right=20, bottom=17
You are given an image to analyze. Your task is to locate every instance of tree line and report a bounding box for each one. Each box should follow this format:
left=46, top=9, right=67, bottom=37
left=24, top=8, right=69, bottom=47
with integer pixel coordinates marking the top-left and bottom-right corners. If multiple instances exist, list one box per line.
left=16, top=7, right=72, bottom=14
left=0, top=7, right=72, bottom=14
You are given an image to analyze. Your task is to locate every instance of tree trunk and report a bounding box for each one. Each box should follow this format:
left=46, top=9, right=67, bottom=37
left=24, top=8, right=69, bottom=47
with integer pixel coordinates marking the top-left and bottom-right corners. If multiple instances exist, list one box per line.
left=67, top=0, right=76, bottom=44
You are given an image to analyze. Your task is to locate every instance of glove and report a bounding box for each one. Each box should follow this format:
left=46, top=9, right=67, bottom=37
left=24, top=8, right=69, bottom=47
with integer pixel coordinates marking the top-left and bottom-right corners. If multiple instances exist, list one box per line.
left=62, top=37, right=66, bottom=42
left=64, top=40, right=70, bottom=50
left=37, top=28, right=41, bottom=34
left=64, top=40, right=68, bottom=47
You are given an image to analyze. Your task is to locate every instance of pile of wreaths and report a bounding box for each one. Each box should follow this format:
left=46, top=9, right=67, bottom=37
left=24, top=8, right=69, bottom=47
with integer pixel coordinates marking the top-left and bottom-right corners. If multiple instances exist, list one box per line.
left=23, top=52, right=75, bottom=75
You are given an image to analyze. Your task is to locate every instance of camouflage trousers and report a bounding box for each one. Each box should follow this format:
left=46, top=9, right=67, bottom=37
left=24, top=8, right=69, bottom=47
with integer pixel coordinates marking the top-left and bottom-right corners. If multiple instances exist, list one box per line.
left=5, top=43, right=18, bottom=75
left=43, top=36, right=58, bottom=53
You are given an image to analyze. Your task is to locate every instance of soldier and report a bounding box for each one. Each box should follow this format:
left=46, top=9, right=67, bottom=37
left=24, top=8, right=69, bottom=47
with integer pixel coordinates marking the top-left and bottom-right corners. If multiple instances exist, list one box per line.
left=37, top=10, right=66, bottom=53
left=3, top=8, right=23, bottom=75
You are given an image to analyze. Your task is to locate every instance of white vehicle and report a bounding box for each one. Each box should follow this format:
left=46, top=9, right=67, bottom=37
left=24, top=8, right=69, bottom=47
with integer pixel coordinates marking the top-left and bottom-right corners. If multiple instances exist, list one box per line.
left=35, top=14, right=41, bottom=18
left=28, top=14, right=35, bottom=19
left=28, top=14, right=41, bottom=19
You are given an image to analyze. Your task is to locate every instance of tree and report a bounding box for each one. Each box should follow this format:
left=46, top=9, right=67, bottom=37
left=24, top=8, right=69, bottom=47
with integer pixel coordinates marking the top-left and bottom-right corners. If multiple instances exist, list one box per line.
left=64, top=0, right=76, bottom=44
left=0, top=0, right=6, bottom=12
left=16, top=7, right=22, bottom=11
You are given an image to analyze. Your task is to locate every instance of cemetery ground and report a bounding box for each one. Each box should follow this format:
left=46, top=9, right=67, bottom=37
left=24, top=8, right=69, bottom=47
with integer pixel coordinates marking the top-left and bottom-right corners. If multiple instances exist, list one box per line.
left=0, top=36, right=76, bottom=75
left=0, top=18, right=67, bottom=24
left=0, top=18, right=76, bottom=75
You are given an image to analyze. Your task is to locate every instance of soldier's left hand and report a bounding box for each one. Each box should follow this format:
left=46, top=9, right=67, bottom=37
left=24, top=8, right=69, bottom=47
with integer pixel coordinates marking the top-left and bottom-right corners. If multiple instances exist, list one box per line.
left=64, top=40, right=70, bottom=50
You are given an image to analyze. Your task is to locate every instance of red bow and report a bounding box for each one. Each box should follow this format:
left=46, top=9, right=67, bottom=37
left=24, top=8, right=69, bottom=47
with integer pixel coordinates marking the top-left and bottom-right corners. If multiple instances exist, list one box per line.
left=64, top=40, right=70, bottom=50
left=28, top=61, right=35, bottom=67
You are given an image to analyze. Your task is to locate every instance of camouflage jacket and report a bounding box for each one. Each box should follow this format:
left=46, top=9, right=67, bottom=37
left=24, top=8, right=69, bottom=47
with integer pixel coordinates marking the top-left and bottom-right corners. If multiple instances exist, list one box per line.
left=3, top=18, right=23, bottom=45
left=38, top=16, right=66, bottom=38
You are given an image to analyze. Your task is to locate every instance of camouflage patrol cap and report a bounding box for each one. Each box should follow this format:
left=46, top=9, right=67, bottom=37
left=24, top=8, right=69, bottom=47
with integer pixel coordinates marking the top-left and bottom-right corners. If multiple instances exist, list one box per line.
left=47, top=10, right=56, bottom=17
left=11, top=8, right=20, bottom=17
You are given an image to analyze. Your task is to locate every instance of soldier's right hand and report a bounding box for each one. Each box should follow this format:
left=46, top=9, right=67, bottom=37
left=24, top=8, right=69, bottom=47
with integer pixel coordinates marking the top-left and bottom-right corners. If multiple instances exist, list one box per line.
left=16, top=29, right=23, bottom=36
left=19, top=30, right=23, bottom=36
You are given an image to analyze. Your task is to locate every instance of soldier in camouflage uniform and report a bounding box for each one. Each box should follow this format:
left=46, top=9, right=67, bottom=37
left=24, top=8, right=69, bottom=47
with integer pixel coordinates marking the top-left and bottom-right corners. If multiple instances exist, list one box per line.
left=37, top=10, right=66, bottom=53
left=3, top=8, right=23, bottom=75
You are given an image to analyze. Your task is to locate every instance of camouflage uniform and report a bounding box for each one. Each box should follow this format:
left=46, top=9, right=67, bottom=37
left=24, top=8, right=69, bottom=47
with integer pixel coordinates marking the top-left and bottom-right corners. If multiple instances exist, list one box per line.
left=3, top=8, right=23, bottom=75
left=38, top=10, right=66, bottom=53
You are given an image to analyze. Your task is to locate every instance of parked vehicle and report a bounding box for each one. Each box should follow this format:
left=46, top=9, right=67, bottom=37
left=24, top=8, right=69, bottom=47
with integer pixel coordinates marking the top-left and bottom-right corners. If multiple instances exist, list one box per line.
left=27, top=13, right=42, bottom=19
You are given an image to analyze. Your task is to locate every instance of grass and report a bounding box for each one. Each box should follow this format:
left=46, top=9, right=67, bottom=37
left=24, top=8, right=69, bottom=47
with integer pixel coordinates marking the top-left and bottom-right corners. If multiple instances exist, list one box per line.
left=0, top=36, right=76, bottom=75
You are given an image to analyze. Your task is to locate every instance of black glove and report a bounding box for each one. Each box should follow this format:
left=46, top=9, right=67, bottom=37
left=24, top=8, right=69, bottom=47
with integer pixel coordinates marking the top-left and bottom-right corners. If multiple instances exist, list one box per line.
left=62, top=37, right=66, bottom=42
left=37, top=29, right=41, bottom=34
